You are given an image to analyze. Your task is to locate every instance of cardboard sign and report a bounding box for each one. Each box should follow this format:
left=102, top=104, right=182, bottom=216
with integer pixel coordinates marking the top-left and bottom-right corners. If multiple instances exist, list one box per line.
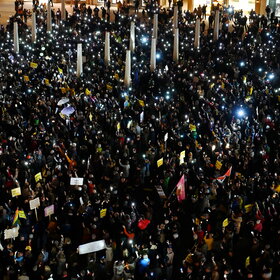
left=155, top=185, right=166, bottom=199
left=29, top=197, right=40, bottom=210
left=35, top=172, right=42, bottom=182
left=11, top=187, right=21, bottom=197
left=70, top=177, right=84, bottom=186
left=78, top=240, right=106, bottom=255
left=4, top=227, right=19, bottom=240
left=157, top=158, right=163, bottom=168
left=100, top=209, right=107, bottom=218
left=44, top=205, right=54, bottom=217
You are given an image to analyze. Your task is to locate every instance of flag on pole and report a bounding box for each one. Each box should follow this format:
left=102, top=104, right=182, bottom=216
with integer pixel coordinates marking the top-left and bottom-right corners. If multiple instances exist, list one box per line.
left=215, top=167, right=232, bottom=183
left=12, top=209, right=20, bottom=226
left=176, top=175, right=185, bottom=202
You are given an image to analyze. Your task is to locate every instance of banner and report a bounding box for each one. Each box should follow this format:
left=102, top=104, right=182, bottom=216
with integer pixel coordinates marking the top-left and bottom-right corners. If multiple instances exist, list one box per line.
left=78, top=240, right=106, bottom=255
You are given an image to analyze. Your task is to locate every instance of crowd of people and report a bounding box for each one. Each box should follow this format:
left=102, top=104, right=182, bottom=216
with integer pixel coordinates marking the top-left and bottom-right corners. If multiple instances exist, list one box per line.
left=0, top=1, right=279, bottom=279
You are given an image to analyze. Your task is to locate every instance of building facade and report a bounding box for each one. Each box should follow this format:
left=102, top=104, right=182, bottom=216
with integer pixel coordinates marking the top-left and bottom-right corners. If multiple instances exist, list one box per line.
left=185, top=0, right=279, bottom=15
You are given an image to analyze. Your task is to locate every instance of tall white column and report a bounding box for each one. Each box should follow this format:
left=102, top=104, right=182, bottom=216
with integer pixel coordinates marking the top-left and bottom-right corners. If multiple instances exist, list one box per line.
left=47, top=1, right=52, bottom=32
left=173, top=6, right=178, bottom=30
left=173, top=28, right=179, bottom=62
left=213, top=10, right=219, bottom=41
left=61, top=0, right=66, bottom=21
left=194, top=18, right=200, bottom=48
left=129, top=22, right=135, bottom=52
left=152, top=14, right=158, bottom=40
left=32, top=12, right=36, bottom=43
left=104, top=32, right=110, bottom=66
left=124, top=50, right=131, bottom=87
left=77, top=43, right=83, bottom=77
left=150, top=37, right=156, bottom=72
left=13, top=22, right=19, bottom=53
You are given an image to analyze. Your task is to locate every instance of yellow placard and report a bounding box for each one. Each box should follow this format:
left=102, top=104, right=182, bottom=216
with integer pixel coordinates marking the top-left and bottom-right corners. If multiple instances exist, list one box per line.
left=24, top=75, right=30, bottom=82
left=138, top=100, right=145, bottom=107
left=117, top=122, right=121, bottom=131
left=30, top=62, right=38, bottom=69
left=244, top=204, right=254, bottom=213
left=157, top=158, right=163, bottom=168
left=58, top=67, right=63, bottom=74
left=245, top=256, right=250, bottom=268
left=35, top=172, right=42, bottom=182
left=18, top=210, right=26, bottom=219
left=249, top=86, right=253, bottom=95
left=180, top=150, right=185, bottom=159
left=215, top=160, right=222, bottom=170
left=189, top=124, right=196, bottom=132
left=222, top=218, right=229, bottom=227
left=100, top=208, right=107, bottom=218
left=274, top=185, right=280, bottom=193
left=85, top=88, right=91, bottom=95
left=44, top=79, right=50, bottom=86
left=89, top=113, right=93, bottom=121
left=61, top=87, right=66, bottom=94
left=106, top=84, right=113, bottom=91
left=11, top=187, right=21, bottom=197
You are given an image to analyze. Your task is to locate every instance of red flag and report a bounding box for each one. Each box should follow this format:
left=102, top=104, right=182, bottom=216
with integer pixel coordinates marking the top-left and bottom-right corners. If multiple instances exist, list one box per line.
left=176, top=175, right=185, bottom=202
left=224, top=167, right=232, bottom=177
left=138, top=219, right=150, bottom=230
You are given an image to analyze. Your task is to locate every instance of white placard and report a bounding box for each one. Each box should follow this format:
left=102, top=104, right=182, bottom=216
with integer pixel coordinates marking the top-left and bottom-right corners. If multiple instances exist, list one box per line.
left=70, top=177, right=84, bottom=186
left=140, top=111, right=144, bottom=123
left=155, top=185, right=166, bottom=199
left=78, top=239, right=106, bottom=255
left=4, top=227, right=19, bottom=240
left=44, top=205, right=54, bottom=217
left=164, top=133, right=168, bottom=142
left=29, top=197, right=40, bottom=210
left=79, top=197, right=84, bottom=205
